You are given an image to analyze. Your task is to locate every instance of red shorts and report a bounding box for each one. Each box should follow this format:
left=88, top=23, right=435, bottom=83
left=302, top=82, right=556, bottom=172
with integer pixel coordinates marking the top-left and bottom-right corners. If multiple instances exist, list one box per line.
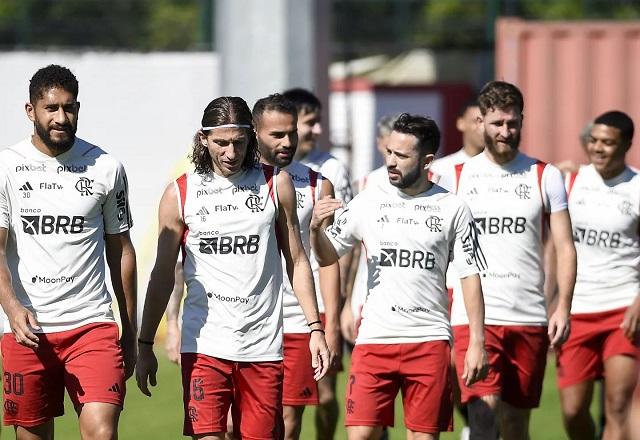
left=181, top=353, right=284, bottom=439
left=345, top=341, right=453, bottom=433
left=453, top=325, right=549, bottom=409
left=283, top=333, right=318, bottom=406
left=556, top=307, right=640, bottom=389
left=1, top=322, right=125, bottom=427
left=320, top=313, right=343, bottom=374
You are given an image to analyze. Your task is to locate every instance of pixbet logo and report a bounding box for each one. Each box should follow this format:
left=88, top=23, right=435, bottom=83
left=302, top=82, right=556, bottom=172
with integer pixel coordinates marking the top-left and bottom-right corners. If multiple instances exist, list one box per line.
left=57, top=164, right=87, bottom=174
left=15, top=164, right=46, bottom=172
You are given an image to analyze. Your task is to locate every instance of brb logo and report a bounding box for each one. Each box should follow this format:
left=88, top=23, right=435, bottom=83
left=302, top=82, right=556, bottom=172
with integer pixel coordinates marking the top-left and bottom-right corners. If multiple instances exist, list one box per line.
left=199, top=234, right=260, bottom=254
left=21, top=215, right=84, bottom=235
left=379, top=248, right=436, bottom=270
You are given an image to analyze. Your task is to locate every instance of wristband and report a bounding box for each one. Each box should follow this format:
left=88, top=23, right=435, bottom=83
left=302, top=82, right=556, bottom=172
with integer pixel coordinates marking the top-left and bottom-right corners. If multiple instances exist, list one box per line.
left=307, top=320, right=322, bottom=327
left=310, top=328, right=325, bottom=335
left=137, top=338, right=154, bottom=346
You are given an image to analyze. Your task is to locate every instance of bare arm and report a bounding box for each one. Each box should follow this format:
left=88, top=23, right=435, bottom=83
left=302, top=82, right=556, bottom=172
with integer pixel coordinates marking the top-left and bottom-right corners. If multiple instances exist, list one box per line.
left=459, top=274, right=488, bottom=386
left=105, top=231, right=138, bottom=379
left=0, top=228, right=40, bottom=349
left=277, top=171, right=330, bottom=380
left=136, top=183, right=184, bottom=395
left=317, top=178, right=341, bottom=358
left=548, top=209, right=576, bottom=348
left=164, top=260, right=184, bottom=364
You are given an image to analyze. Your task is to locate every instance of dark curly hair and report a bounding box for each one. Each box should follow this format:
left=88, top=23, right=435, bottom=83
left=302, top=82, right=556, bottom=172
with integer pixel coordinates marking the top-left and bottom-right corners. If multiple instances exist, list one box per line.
left=29, top=65, right=78, bottom=103
left=191, top=96, right=260, bottom=174
left=393, top=113, right=440, bottom=155
left=478, top=80, right=524, bottom=116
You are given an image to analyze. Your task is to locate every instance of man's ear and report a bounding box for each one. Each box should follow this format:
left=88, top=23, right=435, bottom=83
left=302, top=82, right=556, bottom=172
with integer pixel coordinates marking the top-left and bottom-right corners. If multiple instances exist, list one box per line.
left=25, top=102, right=35, bottom=123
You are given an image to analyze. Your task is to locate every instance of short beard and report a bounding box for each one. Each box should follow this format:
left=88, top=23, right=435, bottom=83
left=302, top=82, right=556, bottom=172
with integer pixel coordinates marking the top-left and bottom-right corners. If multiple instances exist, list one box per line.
left=484, top=131, right=520, bottom=155
left=389, top=166, right=422, bottom=189
left=35, top=120, right=76, bottom=153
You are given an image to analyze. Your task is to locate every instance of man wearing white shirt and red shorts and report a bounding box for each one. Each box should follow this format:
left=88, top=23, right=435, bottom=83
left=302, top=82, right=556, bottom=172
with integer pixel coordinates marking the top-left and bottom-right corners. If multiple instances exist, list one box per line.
left=557, top=110, right=640, bottom=440
left=311, top=113, right=488, bottom=440
left=446, top=81, right=577, bottom=440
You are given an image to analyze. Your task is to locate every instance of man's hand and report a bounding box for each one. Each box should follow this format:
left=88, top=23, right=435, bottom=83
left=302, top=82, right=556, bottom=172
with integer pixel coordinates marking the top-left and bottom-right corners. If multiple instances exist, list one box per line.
left=164, top=321, right=181, bottom=365
left=309, top=330, right=331, bottom=381
left=121, top=329, right=137, bottom=379
left=6, top=300, right=40, bottom=349
left=462, top=339, right=488, bottom=387
left=310, top=197, right=342, bottom=231
left=621, top=296, right=640, bottom=341
left=324, top=323, right=342, bottom=367
left=136, top=344, right=158, bottom=397
left=548, top=308, right=571, bottom=348
left=340, top=302, right=356, bottom=344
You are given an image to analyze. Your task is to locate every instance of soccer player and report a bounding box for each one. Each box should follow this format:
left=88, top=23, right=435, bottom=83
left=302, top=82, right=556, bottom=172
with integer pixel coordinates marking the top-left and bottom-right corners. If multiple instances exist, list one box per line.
left=311, top=113, right=488, bottom=440
left=252, top=93, right=340, bottom=440
left=282, top=88, right=353, bottom=439
left=0, top=64, right=137, bottom=439
left=557, top=111, right=640, bottom=440
left=446, top=81, right=576, bottom=440
left=135, top=96, right=330, bottom=440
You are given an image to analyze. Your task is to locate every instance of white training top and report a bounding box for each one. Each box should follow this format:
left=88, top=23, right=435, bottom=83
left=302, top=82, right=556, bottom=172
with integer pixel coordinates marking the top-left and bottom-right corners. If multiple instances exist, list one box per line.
left=567, top=164, right=640, bottom=314
left=430, top=148, right=476, bottom=290
left=446, top=151, right=567, bottom=326
left=301, top=148, right=353, bottom=313
left=350, top=165, right=391, bottom=321
left=431, top=148, right=473, bottom=187
left=282, top=161, right=323, bottom=334
left=326, top=182, right=482, bottom=344
left=0, top=137, right=133, bottom=332
left=177, top=165, right=284, bottom=362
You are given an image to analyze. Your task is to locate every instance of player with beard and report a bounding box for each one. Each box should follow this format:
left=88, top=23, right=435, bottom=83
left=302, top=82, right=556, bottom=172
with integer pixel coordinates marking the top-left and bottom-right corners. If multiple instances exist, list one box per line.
left=136, top=96, right=330, bottom=440
left=252, top=93, right=340, bottom=440
left=283, top=88, right=353, bottom=440
left=311, top=113, right=488, bottom=440
left=445, top=81, right=576, bottom=440
left=557, top=111, right=639, bottom=440
left=0, top=64, right=137, bottom=439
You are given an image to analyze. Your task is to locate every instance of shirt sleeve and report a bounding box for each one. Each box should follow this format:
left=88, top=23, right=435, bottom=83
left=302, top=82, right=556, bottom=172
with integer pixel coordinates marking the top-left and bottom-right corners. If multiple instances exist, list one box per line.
left=450, top=201, right=486, bottom=278
left=542, top=164, right=568, bottom=213
left=325, top=197, right=361, bottom=257
left=0, top=172, right=10, bottom=230
left=103, top=161, right=133, bottom=234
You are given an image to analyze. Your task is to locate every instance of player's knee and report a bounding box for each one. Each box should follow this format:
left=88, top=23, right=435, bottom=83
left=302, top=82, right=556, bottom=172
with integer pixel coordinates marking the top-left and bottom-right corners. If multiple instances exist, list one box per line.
left=561, top=397, right=590, bottom=423
left=80, top=422, right=117, bottom=440
left=605, top=392, right=632, bottom=422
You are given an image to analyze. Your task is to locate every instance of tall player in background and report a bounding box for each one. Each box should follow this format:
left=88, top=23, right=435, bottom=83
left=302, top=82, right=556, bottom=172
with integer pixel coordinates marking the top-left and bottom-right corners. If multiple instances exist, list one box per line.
left=311, top=113, right=488, bottom=440
left=0, top=64, right=137, bottom=440
left=136, top=96, right=330, bottom=439
left=342, top=114, right=400, bottom=343
left=252, top=93, right=340, bottom=440
left=283, top=88, right=353, bottom=440
left=446, top=81, right=576, bottom=440
left=557, top=111, right=640, bottom=440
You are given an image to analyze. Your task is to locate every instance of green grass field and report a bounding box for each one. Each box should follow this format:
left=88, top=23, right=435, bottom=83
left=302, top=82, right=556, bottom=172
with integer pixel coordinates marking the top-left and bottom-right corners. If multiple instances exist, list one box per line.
left=1, top=352, right=591, bottom=439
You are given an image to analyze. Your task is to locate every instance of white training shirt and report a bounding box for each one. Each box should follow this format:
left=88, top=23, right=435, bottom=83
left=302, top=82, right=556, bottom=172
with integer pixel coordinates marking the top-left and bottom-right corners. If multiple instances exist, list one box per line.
left=567, top=164, right=640, bottom=314
left=177, top=165, right=284, bottom=362
left=282, top=161, right=324, bottom=334
left=301, top=148, right=353, bottom=313
left=431, top=148, right=473, bottom=187
left=447, top=151, right=567, bottom=326
left=326, top=183, right=482, bottom=344
left=0, top=137, right=133, bottom=332
left=350, top=165, right=391, bottom=321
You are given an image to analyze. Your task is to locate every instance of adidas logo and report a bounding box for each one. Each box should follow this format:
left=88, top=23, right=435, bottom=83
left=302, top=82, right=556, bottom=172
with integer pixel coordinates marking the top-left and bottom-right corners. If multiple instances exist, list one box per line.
left=197, top=206, right=210, bottom=216
left=466, top=187, right=479, bottom=195
left=19, top=182, right=34, bottom=191
left=377, top=215, right=389, bottom=224
left=108, top=383, right=122, bottom=393
left=300, top=387, right=313, bottom=398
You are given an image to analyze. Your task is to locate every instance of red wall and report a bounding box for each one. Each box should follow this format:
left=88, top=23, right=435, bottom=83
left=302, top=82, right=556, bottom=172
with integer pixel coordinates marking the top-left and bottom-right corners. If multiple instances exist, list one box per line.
left=496, top=18, right=640, bottom=167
